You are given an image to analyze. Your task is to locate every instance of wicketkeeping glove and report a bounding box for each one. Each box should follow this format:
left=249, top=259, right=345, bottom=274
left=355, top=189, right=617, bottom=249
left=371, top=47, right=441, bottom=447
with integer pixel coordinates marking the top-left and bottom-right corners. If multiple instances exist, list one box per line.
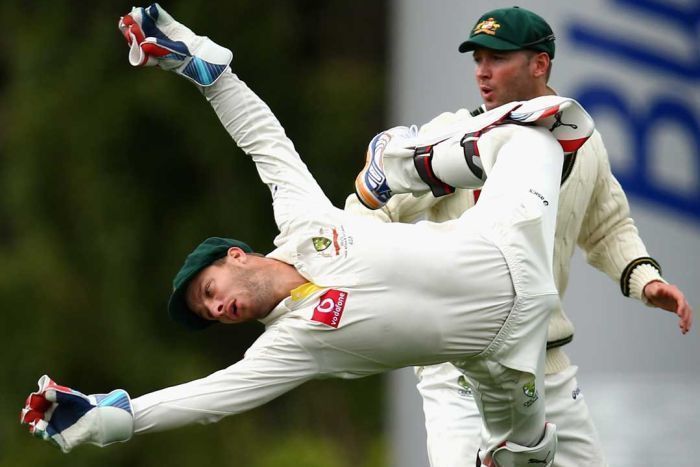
left=118, top=3, right=233, bottom=86
left=20, top=375, right=134, bottom=453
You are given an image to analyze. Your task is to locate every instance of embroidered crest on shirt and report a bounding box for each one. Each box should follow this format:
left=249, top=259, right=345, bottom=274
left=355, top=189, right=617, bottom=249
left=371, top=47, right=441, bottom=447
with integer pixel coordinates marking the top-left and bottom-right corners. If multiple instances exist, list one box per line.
left=522, top=379, right=540, bottom=407
left=312, top=237, right=332, bottom=252
left=311, top=289, right=348, bottom=328
left=310, top=226, right=353, bottom=258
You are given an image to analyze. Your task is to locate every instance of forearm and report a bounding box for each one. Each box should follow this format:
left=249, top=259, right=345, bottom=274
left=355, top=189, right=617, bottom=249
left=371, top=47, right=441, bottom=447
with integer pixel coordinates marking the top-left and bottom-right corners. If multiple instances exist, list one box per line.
left=132, top=357, right=313, bottom=434
left=577, top=134, right=664, bottom=301
left=199, top=70, right=331, bottom=234
left=201, top=71, right=322, bottom=196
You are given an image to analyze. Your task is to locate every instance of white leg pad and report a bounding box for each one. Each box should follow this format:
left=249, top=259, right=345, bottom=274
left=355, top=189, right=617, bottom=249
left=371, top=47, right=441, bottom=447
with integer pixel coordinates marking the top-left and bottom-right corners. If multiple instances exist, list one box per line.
left=489, top=422, right=557, bottom=467
left=429, top=134, right=486, bottom=189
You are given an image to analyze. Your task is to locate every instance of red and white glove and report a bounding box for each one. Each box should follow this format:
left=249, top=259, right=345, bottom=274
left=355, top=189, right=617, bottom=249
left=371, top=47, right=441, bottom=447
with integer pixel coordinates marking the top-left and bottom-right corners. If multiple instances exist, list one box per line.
left=118, top=3, right=232, bottom=86
left=20, top=375, right=133, bottom=453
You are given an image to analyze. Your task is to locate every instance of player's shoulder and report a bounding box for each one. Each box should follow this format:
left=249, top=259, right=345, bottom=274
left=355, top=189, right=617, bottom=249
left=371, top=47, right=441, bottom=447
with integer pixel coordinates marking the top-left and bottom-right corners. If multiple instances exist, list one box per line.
left=578, top=128, right=608, bottom=161
left=561, top=128, right=614, bottom=187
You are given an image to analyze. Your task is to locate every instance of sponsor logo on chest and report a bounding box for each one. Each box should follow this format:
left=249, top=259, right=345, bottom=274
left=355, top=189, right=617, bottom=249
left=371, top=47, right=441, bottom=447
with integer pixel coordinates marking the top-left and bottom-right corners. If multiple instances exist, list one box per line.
left=311, top=289, right=348, bottom=328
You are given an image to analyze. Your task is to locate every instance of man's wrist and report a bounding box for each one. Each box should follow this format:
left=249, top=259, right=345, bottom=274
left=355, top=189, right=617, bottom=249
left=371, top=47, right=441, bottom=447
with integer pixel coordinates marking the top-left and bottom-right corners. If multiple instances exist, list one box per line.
left=620, top=257, right=662, bottom=295
left=628, top=262, right=667, bottom=305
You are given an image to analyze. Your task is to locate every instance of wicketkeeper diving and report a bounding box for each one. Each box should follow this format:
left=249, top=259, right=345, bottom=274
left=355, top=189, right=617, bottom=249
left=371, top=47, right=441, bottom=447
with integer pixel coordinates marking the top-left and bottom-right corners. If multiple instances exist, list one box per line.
left=20, top=4, right=600, bottom=466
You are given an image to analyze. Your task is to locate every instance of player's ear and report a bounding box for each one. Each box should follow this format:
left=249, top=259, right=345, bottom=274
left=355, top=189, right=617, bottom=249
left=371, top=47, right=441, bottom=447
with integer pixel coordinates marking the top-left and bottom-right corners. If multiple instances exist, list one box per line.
left=531, top=52, right=550, bottom=79
left=227, top=247, right=246, bottom=261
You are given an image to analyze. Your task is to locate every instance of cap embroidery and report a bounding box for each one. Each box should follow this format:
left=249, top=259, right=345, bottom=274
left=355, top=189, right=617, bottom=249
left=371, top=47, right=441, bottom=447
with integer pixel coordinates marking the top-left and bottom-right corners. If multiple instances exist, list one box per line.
left=473, top=17, right=501, bottom=36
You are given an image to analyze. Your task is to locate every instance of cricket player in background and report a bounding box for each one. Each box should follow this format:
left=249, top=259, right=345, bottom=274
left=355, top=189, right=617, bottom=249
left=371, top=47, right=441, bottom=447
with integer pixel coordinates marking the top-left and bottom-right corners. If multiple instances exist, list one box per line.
left=346, top=6, right=693, bottom=466
left=19, top=4, right=605, bottom=466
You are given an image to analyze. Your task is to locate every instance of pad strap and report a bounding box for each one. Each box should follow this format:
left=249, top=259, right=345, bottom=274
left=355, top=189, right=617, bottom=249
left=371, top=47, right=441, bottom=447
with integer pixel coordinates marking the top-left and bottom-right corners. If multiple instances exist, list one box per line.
left=413, top=143, right=456, bottom=197
left=460, top=131, right=485, bottom=181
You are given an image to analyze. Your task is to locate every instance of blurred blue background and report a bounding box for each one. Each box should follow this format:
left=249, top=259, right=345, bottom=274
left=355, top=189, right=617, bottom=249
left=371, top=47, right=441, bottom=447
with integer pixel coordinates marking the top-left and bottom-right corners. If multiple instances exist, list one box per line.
left=389, top=1, right=700, bottom=466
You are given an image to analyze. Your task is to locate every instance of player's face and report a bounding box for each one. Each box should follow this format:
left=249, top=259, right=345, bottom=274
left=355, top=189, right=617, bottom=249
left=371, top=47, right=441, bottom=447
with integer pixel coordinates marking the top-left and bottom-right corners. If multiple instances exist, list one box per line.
left=473, top=48, right=542, bottom=110
left=185, top=248, right=276, bottom=324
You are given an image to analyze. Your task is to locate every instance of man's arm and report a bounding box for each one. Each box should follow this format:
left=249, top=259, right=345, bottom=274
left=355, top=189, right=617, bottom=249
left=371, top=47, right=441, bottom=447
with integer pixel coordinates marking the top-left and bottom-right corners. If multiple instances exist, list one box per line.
left=132, top=326, right=317, bottom=434
left=120, top=4, right=333, bottom=239
left=21, top=326, right=318, bottom=450
left=202, top=71, right=333, bottom=237
left=577, top=131, right=692, bottom=333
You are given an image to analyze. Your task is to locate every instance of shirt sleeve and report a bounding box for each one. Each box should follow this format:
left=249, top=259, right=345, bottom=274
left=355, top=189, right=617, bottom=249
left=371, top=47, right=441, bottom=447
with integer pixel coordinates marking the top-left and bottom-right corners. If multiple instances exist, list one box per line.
left=201, top=71, right=333, bottom=238
left=131, top=326, right=317, bottom=434
left=576, top=131, right=664, bottom=301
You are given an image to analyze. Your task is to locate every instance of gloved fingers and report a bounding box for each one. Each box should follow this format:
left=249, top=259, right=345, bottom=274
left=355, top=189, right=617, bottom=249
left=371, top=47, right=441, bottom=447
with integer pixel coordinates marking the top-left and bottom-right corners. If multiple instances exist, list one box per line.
left=20, top=375, right=63, bottom=428
left=144, top=37, right=190, bottom=57
left=35, top=375, right=86, bottom=404
left=118, top=14, right=146, bottom=46
left=127, top=4, right=176, bottom=43
left=127, top=31, right=149, bottom=66
left=23, top=375, right=92, bottom=426
left=21, top=392, right=52, bottom=425
left=121, top=12, right=191, bottom=68
left=128, top=37, right=190, bottom=68
left=29, top=418, right=50, bottom=438
left=120, top=13, right=151, bottom=66
left=21, top=395, right=59, bottom=448
left=30, top=420, right=68, bottom=452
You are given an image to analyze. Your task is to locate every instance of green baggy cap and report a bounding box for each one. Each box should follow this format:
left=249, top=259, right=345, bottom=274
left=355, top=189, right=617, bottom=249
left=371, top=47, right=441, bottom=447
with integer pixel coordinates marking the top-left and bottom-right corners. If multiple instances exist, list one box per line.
left=168, top=237, right=253, bottom=330
left=458, top=6, right=555, bottom=59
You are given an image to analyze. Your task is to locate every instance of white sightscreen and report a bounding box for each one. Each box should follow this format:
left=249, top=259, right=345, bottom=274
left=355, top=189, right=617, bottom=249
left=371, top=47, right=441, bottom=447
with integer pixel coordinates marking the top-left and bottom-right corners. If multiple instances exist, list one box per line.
left=388, top=1, right=700, bottom=466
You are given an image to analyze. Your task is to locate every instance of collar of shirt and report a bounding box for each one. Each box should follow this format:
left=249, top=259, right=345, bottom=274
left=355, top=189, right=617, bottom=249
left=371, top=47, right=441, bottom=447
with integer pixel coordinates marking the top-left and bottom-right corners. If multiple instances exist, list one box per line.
left=257, top=281, right=324, bottom=326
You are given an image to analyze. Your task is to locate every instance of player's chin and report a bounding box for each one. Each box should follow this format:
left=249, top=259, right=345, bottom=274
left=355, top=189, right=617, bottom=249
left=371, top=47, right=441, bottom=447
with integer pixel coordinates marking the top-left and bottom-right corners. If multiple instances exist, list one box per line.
left=481, top=93, right=500, bottom=110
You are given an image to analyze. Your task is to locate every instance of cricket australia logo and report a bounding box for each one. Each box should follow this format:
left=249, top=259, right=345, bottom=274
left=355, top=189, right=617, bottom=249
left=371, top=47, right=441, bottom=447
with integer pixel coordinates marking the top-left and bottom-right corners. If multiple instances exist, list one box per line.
left=312, top=237, right=332, bottom=252
left=311, top=226, right=353, bottom=258
left=522, top=380, right=539, bottom=408
left=473, top=17, right=501, bottom=36
left=457, top=375, right=474, bottom=398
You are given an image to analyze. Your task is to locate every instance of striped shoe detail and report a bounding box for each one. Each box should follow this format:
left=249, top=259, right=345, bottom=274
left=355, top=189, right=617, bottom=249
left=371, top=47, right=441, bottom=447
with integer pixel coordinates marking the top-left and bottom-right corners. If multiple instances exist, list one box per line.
left=354, top=132, right=393, bottom=209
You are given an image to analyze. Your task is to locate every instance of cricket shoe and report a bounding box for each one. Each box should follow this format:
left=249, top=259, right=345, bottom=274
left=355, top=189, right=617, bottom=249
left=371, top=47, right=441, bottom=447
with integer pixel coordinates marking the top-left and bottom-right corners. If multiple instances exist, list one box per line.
left=354, top=125, right=418, bottom=210
left=118, top=3, right=232, bottom=86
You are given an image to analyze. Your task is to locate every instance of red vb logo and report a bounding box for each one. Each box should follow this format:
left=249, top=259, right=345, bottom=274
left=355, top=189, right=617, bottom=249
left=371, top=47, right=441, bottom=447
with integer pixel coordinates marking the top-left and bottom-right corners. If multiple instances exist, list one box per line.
left=311, top=290, right=348, bottom=328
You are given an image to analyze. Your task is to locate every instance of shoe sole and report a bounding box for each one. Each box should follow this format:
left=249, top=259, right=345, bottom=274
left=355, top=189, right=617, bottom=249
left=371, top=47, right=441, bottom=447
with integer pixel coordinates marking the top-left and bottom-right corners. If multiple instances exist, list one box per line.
left=354, top=132, right=392, bottom=210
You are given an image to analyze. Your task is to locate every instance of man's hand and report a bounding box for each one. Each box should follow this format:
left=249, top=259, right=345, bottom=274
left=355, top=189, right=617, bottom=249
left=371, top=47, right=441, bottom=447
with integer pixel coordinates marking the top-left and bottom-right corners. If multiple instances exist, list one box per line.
left=643, top=281, right=693, bottom=334
left=118, top=3, right=232, bottom=86
left=20, top=375, right=133, bottom=453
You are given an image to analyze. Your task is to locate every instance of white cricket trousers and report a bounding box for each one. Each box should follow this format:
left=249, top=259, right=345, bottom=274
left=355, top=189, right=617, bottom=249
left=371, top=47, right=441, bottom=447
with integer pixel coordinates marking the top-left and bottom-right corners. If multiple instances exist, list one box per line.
left=417, top=362, right=608, bottom=466
left=444, top=124, right=563, bottom=458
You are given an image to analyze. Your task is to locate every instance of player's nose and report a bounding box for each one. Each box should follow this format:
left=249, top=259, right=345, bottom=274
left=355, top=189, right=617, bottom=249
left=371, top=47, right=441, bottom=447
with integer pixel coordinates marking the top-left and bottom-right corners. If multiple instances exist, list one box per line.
left=476, top=63, right=490, bottom=80
left=206, top=300, right=225, bottom=319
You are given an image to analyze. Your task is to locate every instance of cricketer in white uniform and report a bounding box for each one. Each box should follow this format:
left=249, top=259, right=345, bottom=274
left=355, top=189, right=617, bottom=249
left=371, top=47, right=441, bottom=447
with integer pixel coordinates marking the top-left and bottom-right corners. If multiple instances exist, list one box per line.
left=346, top=6, right=693, bottom=467
left=20, top=5, right=600, bottom=466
